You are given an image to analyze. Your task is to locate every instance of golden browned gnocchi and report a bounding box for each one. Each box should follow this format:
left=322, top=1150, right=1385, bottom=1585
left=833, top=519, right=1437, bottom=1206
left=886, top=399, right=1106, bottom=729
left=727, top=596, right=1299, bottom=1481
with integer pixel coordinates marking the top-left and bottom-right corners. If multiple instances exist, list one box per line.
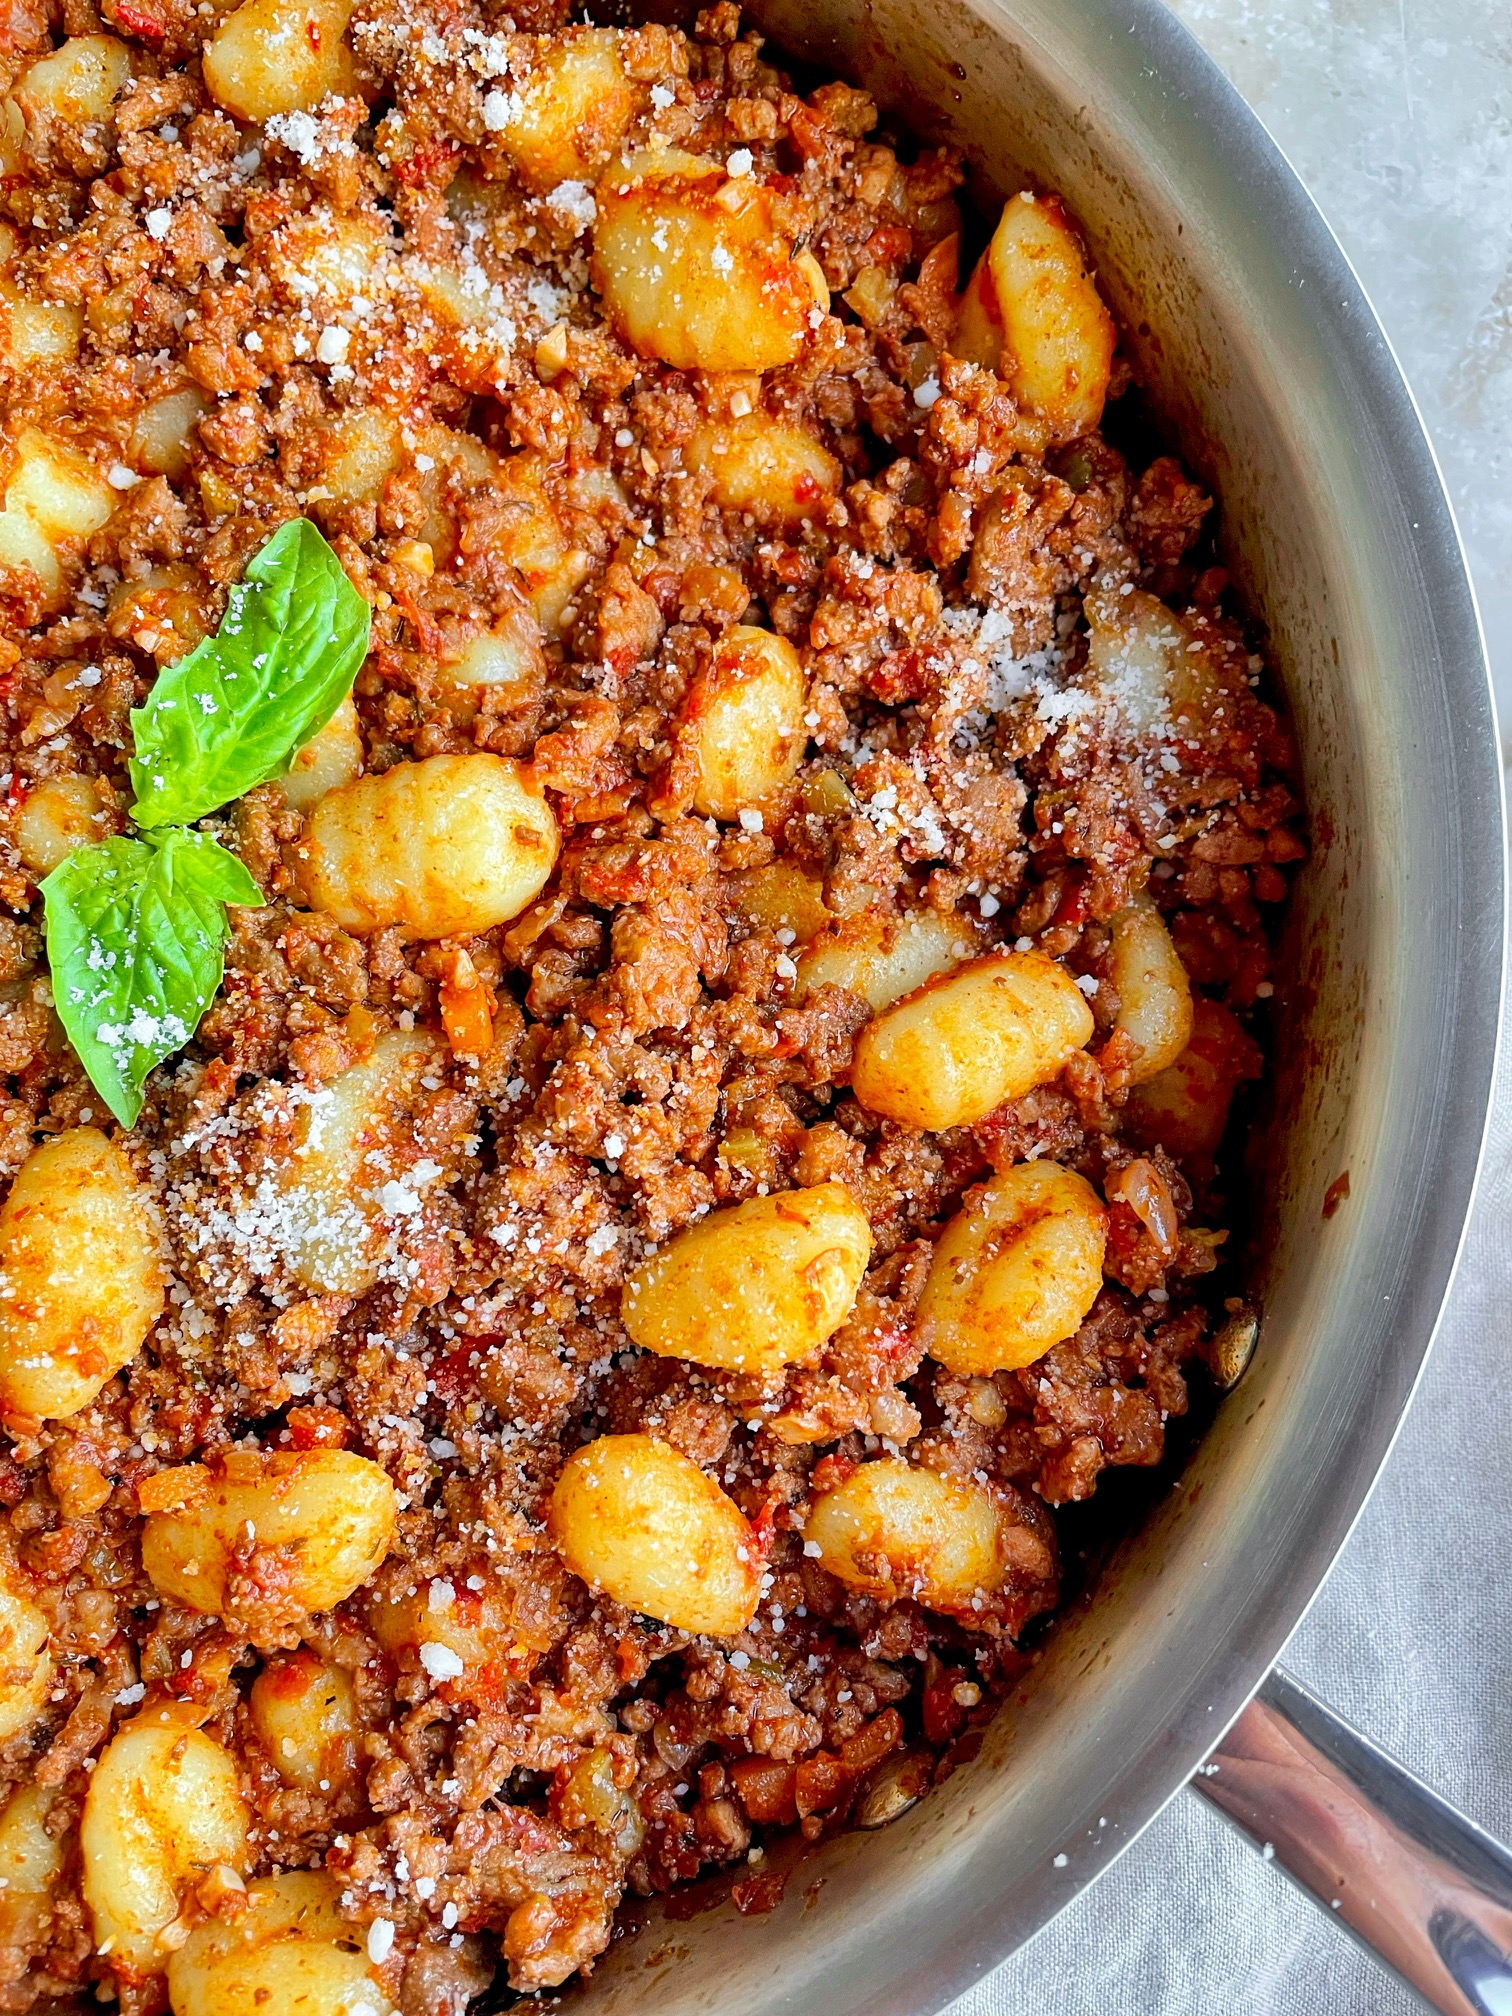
left=13, top=772, right=110, bottom=874
left=549, top=1433, right=761, bottom=1636
left=140, top=1449, right=397, bottom=1623
left=796, top=908, right=979, bottom=1012
left=1107, top=891, right=1193, bottom=1083
left=621, top=1181, right=872, bottom=1377
left=294, top=752, right=559, bottom=940
left=592, top=152, right=823, bottom=372
left=679, top=625, right=808, bottom=821
left=167, top=1871, right=393, bottom=2016
left=805, top=1458, right=1018, bottom=1617
left=686, top=412, right=842, bottom=528
left=850, top=950, right=1094, bottom=1129
left=0, top=1566, right=52, bottom=1741
left=0, top=429, right=115, bottom=599
left=0, top=1784, right=64, bottom=1949
left=916, top=1160, right=1107, bottom=1374
left=14, top=34, right=130, bottom=129
left=491, top=28, right=639, bottom=192
left=0, top=1127, right=165, bottom=1421
left=81, top=1708, right=249, bottom=1978
left=202, top=0, right=355, bottom=123
left=730, top=861, right=832, bottom=945
left=954, top=190, right=1116, bottom=440
left=248, top=1651, right=359, bottom=1794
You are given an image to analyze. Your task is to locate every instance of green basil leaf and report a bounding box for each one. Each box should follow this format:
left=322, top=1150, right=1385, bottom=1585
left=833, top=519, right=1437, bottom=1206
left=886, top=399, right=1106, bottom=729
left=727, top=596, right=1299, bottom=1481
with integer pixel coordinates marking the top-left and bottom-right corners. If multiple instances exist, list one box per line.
left=128, top=518, right=370, bottom=828
left=42, top=830, right=264, bottom=1127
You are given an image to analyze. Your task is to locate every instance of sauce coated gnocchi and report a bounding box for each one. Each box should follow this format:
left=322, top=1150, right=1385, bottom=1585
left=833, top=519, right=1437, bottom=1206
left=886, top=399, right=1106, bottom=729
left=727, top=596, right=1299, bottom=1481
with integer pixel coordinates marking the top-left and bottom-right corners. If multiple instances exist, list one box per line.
left=140, top=1449, right=397, bottom=1627
left=0, top=1128, right=165, bottom=1420
left=806, top=1458, right=1018, bottom=1618
left=916, top=1160, right=1108, bottom=1374
left=851, top=950, right=1094, bottom=1129
left=550, top=1434, right=761, bottom=1636
left=592, top=152, right=822, bottom=371
left=82, top=1709, right=249, bottom=1978
left=621, top=1182, right=872, bottom=1377
left=167, top=1871, right=393, bottom=2016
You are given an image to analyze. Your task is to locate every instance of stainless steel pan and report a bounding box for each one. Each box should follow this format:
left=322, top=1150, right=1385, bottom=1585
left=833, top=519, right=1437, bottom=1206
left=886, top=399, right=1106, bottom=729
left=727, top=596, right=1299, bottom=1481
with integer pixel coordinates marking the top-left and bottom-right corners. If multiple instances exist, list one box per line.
left=559, top=0, right=1507, bottom=2008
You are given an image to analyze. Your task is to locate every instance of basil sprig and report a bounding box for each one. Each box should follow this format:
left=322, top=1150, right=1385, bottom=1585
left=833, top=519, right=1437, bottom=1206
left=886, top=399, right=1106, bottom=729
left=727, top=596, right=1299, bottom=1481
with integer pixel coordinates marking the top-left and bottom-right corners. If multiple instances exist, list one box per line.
left=44, top=832, right=263, bottom=1128
left=42, top=519, right=370, bottom=1125
left=130, top=517, right=370, bottom=827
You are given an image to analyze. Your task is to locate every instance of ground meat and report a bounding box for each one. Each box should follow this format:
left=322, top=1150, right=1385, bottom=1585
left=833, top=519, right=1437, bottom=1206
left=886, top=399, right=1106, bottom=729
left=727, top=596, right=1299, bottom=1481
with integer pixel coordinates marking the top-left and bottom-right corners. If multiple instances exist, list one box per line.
left=0, top=2, right=1304, bottom=2008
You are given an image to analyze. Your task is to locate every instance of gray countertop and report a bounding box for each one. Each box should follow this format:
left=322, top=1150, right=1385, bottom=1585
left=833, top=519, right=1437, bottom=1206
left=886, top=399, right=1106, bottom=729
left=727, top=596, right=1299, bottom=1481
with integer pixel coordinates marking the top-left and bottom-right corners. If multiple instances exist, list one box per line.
left=954, top=3, right=1512, bottom=2010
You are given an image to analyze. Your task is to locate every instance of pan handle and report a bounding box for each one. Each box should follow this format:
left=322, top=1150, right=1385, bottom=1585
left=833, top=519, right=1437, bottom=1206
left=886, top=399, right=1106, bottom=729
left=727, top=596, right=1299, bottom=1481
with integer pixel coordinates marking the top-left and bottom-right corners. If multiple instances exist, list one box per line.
left=1193, top=1666, right=1512, bottom=2016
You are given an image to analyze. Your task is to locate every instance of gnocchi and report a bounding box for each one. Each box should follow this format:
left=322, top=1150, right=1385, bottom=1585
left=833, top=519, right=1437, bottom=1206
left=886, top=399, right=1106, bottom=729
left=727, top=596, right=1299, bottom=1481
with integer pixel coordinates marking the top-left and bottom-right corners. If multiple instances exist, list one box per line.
left=730, top=861, right=832, bottom=946
left=954, top=191, right=1116, bottom=441
left=370, top=1564, right=563, bottom=1683
left=687, top=412, right=841, bottom=529
left=1107, top=892, right=1193, bottom=1083
left=549, top=1434, right=761, bottom=1636
left=277, top=694, right=364, bottom=813
left=202, top=0, right=355, bottom=123
left=796, top=908, right=977, bottom=1012
left=167, top=1871, right=393, bottom=2016
left=621, top=1181, right=872, bottom=1377
left=82, top=1708, right=249, bottom=1978
left=0, top=1567, right=52, bottom=1741
left=436, top=604, right=546, bottom=712
left=130, top=386, right=212, bottom=482
left=1126, top=994, right=1262, bottom=1161
left=248, top=1652, right=358, bottom=1793
left=14, top=772, right=110, bottom=875
left=15, top=35, right=130, bottom=128
left=492, top=29, right=638, bottom=192
left=0, top=1128, right=165, bottom=1421
left=0, top=1784, right=64, bottom=1948
left=140, top=1449, right=398, bottom=1624
left=274, top=1028, right=441, bottom=1295
left=851, top=950, right=1094, bottom=1130
left=915, top=1160, right=1107, bottom=1374
left=0, top=220, right=82, bottom=369
left=805, top=1458, right=1015, bottom=1617
left=0, top=429, right=115, bottom=599
left=592, top=152, right=823, bottom=372
left=295, top=753, right=559, bottom=939
left=1082, top=586, right=1241, bottom=747
left=680, top=625, right=808, bottom=821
